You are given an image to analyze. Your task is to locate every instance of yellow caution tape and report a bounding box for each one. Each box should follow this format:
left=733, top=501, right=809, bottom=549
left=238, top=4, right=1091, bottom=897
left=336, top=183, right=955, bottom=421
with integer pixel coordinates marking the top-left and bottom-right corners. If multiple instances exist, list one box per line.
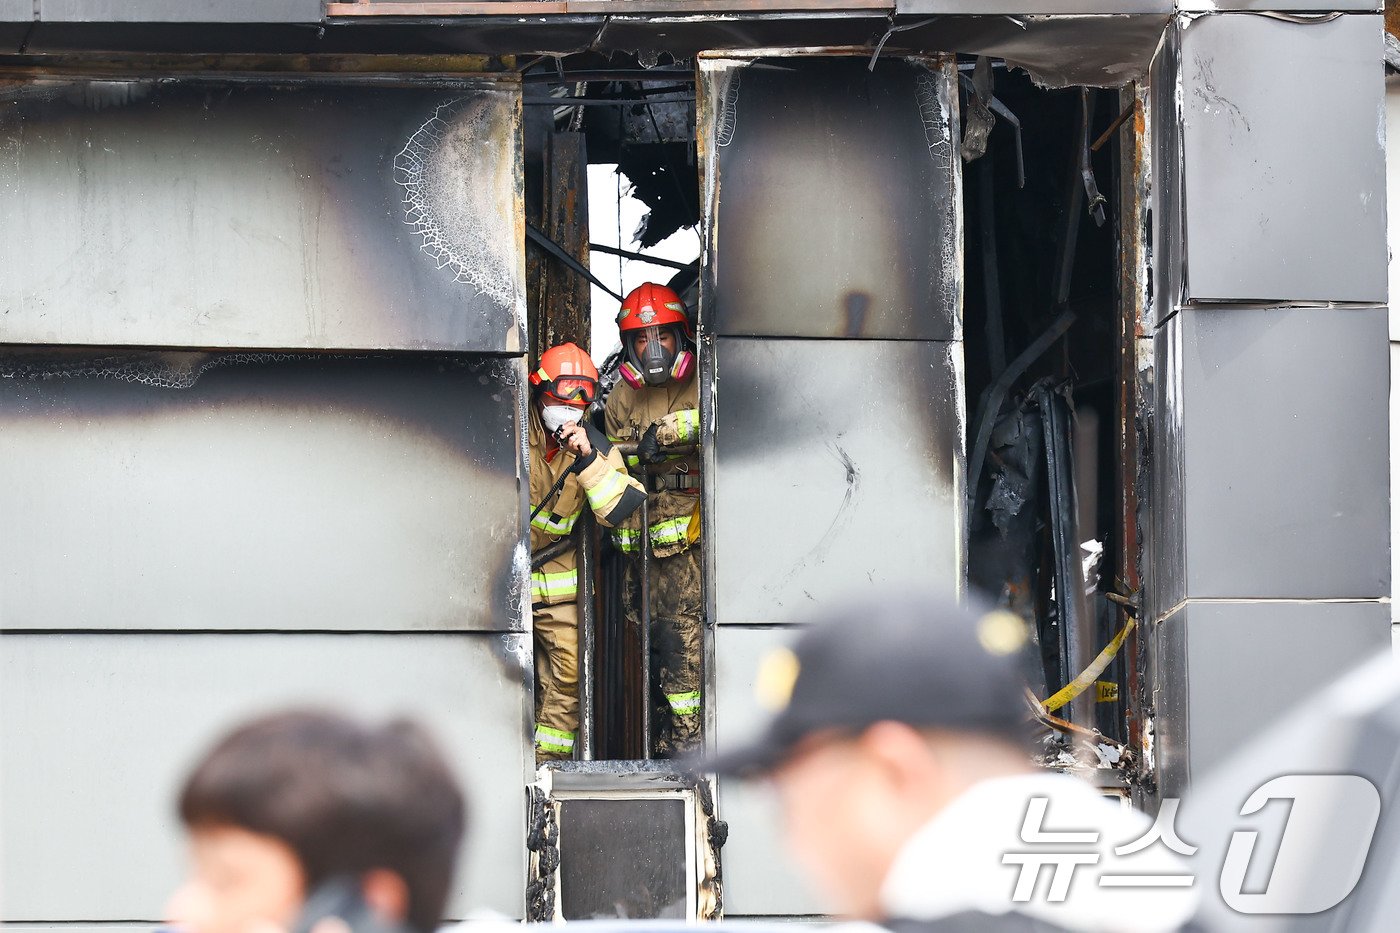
left=1041, top=617, right=1136, bottom=713
left=1095, top=681, right=1119, bottom=703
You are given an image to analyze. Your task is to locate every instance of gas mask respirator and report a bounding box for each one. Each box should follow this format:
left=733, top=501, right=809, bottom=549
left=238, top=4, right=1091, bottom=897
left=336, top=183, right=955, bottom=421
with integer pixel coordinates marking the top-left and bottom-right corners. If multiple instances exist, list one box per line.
left=620, top=325, right=693, bottom=390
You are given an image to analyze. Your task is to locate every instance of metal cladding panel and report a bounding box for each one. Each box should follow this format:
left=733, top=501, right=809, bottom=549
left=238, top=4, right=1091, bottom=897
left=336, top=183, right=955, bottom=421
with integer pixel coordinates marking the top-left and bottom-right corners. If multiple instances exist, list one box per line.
left=1389, top=78, right=1400, bottom=343
left=1175, top=655, right=1400, bottom=933
left=1148, top=20, right=1184, bottom=322
left=38, top=0, right=322, bottom=21
left=1181, top=0, right=1379, bottom=9
left=898, top=14, right=1171, bottom=89
left=1393, top=342, right=1400, bottom=627
left=1181, top=600, right=1390, bottom=777
left=711, top=338, right=964, bottom=624
left=1148, top=300, right=1186, bottom=620
left=701, top=56, right=960, bottom=340
left=0, top=353, right=526, bottom=633
left=1171, top=308, right=1390, bottom=600
left=0, top=632, right=530, bottom=921
left=1178, top=13, right=1387, bottom=303
left=1150, top=606, right=1191, bottom=801
left=0, top=79, right=524, bottom=352
left=712, top=626, right=823, bottom=916
left=598, top=16, right=890, bottom=56
left=898, top=0, right=1172, bottom=10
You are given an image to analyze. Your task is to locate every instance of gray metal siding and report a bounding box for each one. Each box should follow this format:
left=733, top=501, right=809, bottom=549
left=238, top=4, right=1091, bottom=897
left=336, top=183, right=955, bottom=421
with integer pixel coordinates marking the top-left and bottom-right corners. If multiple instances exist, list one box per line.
left=0, top=632, right=530, bottom=920
left=712, top=627, right=822, bottom=915
left=0, top=79, right=524, bottom=353
left=703, top=56, right=960, bottom=341
left=1145, top=10, right=1391, bottom=794
left=0, top=355, right=525, bottom=634
left=701, top=54, right=964, bottom=917
left=1178, top=14, right=1387, bottom=303
left=38, top=1, right=322, bottom=22
left=710, top=337, right=965, bottom=624
left=1172, top=307, right=1389, bottom=600
left=1180, top=600, right=1390, bottom=774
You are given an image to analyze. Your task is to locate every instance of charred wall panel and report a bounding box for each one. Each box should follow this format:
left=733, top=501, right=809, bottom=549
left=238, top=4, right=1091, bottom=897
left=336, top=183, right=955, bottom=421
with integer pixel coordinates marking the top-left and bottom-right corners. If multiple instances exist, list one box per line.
left=1150, top=605, right=1191, bottom=801
left=700, top=56, right=959, bottom=341
left=1176, top=14, right=1386, bottom=304
left=701, top=54, right=963, bottom=917
left=1148, top=20, right=1184, bottom=323
left=709, top=337, right=964, bottom=624
left=0, top=353, right=525, bottom=633
left=0, top=632, right=529, bottom=920
left=0, top=79, right=524, bottom=352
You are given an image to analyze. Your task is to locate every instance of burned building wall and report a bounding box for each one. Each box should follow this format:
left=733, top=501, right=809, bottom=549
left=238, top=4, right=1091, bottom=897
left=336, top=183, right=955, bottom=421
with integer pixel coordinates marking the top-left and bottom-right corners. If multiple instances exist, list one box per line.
left=0, top=78, right=525, bottom=352
left=698, top=53, right=964, bottom=917
left=0, top=76, right=533, bottom=921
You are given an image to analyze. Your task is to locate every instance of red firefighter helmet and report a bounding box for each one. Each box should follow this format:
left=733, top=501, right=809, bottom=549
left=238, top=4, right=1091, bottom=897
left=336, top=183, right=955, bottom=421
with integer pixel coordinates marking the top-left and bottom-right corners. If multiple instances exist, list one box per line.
left=529, top=342, right=599, bottom=407
left=617, top=283, right=692, bottom=338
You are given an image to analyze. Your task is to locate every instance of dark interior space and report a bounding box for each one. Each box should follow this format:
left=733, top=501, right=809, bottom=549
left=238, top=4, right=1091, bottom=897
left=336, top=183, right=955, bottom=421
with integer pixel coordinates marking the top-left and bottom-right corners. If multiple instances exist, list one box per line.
left=961, top=62, right=1134, bottom=749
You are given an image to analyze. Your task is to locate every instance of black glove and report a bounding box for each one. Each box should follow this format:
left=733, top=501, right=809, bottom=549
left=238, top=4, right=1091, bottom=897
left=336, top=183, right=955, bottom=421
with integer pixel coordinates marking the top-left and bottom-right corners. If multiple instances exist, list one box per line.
left=637, top=423, right=664, bottom=464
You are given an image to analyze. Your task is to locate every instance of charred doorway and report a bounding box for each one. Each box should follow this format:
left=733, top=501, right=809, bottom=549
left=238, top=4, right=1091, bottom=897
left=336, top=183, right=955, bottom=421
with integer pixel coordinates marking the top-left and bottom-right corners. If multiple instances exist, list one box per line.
left=523, top=53, right=704, bottom=766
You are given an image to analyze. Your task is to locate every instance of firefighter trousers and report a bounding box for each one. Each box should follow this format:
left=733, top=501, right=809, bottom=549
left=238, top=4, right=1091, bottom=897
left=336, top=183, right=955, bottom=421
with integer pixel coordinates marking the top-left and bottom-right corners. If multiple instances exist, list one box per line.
left=624, top=545, right=703, bottom=757
left=533, top=599, right=579, bottom=763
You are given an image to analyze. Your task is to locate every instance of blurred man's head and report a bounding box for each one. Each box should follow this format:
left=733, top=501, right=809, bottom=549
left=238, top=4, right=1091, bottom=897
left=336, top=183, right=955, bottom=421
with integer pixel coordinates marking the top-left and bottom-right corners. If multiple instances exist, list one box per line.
left=707, top=590, right=1035, bottom=919
left=168, top=710, right=466, bottom=933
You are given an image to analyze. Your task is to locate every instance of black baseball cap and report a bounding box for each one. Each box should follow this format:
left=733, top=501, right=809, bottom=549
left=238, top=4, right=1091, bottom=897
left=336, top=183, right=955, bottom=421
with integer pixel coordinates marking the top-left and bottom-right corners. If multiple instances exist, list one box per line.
left=702, top=588, right=1034, bottom=777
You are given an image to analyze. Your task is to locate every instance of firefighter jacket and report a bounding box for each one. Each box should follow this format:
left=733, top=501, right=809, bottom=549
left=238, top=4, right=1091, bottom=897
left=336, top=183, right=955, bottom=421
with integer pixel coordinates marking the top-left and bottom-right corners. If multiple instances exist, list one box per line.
left=603, top=368, right=701, bottom=558
left=529, top=407, right=646, bottom=606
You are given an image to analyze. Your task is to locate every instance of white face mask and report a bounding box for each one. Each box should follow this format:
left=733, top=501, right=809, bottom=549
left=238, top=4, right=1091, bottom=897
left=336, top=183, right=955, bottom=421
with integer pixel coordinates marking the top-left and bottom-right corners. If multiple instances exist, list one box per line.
left=540, top=405, right=582, bottom=434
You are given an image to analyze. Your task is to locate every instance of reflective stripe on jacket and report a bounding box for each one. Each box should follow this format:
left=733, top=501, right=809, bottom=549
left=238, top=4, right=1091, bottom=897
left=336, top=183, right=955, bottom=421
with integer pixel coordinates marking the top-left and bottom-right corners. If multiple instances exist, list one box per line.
left=603, top=369, right=701, bottom=559
left=529, top=407, right=646, bottom=605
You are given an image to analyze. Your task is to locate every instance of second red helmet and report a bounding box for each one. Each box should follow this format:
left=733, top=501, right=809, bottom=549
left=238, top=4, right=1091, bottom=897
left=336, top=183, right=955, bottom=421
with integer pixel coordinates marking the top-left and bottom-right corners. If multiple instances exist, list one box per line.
left=617, top=283, right=691, bottom=337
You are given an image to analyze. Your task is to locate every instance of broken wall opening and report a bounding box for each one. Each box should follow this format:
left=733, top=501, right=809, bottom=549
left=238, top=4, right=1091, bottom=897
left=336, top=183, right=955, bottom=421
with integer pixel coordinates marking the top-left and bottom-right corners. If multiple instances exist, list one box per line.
left=960, top=62, right=1140, bottom=770
left=523, top=53, right=704, bottom=764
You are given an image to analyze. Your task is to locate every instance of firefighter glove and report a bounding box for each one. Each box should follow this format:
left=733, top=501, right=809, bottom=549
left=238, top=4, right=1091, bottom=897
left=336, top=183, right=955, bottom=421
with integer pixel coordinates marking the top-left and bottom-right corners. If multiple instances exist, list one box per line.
left=637, top=423, right=664, bottom=464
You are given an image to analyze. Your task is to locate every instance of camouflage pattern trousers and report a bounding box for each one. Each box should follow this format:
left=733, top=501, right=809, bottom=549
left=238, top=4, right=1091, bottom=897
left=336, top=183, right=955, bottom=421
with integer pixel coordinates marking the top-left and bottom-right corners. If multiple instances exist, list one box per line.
left=624, top=544, right=703, bottom=757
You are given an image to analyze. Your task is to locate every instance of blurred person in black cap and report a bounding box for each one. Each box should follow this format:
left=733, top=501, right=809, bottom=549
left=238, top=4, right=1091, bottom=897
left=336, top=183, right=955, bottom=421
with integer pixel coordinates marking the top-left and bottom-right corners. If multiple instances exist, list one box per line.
left=166, top=709, right=466, bottom=933
left=705, top=589, right=1198, bottom=933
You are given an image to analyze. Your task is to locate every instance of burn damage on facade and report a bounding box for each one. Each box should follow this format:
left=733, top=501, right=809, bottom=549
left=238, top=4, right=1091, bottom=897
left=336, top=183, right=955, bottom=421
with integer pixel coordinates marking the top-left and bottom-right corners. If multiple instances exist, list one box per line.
left=0, top=0, right=1390, bottom=923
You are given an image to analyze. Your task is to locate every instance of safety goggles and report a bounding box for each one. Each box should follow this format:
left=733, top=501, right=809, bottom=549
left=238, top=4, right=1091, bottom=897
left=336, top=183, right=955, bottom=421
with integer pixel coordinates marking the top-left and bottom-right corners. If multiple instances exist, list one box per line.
left=540, top=374, right=598, bottom=406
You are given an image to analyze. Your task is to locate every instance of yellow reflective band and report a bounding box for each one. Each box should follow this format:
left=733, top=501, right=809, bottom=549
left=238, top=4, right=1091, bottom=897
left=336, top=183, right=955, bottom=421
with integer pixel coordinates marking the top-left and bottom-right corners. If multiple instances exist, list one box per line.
left=612, top=516, right=693, bottom=553
left=531, top=507, right=580, bottom=536
left=585, top=469, right=627, bottom=510
left=612, top=527, right=643, bottom=553
left=666, top=691, right=701, bottom=714
left=648, top=516, right=691, bottom=548
left=530, top=568, right=579, bottom=601
left=676, top=409, right=699, bottom=443
left=534, top=724, right=575, bottom=753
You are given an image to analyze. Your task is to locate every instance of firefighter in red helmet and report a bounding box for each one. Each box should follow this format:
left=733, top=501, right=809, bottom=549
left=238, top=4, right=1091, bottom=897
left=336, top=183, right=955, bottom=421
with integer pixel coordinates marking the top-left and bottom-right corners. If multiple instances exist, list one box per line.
left=605, top=283, right=703, bottom=756
left=528, top=342, right=645, bottom=763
